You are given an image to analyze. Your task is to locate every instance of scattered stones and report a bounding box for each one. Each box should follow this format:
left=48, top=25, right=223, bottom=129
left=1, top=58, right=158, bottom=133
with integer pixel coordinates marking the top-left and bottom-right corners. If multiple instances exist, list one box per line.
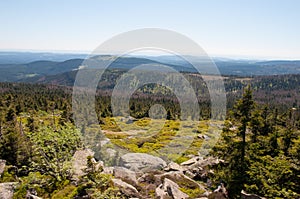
left=0, top=151, right=232, bottom=199
left=119, top=153, right=167, bottom=172
left=107, top=155, right=226, bottom=198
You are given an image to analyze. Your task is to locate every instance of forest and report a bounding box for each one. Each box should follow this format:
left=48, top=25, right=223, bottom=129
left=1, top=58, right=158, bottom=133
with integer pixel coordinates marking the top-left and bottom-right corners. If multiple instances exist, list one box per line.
left=0, top=72, right=300, bottom=198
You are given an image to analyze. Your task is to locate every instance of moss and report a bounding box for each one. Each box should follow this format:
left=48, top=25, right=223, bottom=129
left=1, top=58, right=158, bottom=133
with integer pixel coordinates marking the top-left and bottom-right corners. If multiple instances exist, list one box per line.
left=135, top=118, right=151, bottom=127
left=174, top=156, right=189, bottom=164
left=0, top=167, right=17, bottom=183
left=179, top=187, right=205, bottom=198
left=100, top=117, right=121, bottom=132
left=51, top=185, right=78, bottom=199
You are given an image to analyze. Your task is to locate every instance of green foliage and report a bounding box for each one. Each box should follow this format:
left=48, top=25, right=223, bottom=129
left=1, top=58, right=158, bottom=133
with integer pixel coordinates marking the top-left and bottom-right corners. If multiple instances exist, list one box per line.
left=245, top=155, right=298, bottom=198
left=51, top=185, right=78, bottom=199
left=13, top=172, right=55, bottom=198
left=0, top=126, right=31, bottom=167
left=179, top=187, right=205, bottom=198
left=90, top=187, right=125, bottom=199
left=27, top=123, right=82, bottom=181
left=213, top=87, right=300, bottom=198
left=76, top=157, right=122, bottom=198
left=100, top=117, right=121, bottom=132
left=0, top=166, right=17, bottom=183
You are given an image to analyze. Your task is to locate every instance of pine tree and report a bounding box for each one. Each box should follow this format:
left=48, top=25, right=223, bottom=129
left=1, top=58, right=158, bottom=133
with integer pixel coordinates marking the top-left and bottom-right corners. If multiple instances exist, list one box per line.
left=226, top=85, right=255, bottom=198
left=234, top=85, right=254, bottom=171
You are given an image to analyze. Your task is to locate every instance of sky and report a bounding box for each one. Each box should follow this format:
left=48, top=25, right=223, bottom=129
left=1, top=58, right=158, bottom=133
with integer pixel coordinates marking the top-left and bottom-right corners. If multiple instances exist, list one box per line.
left=0, top=0, right=300, bottom=59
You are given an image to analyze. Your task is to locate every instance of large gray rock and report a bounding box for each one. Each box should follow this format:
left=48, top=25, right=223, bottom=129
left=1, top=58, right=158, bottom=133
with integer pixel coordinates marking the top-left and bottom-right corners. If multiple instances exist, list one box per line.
left=112, top=178, right=139, bottom=197
left=155, top=178, right=189, bottom=199
left=119, top=153, right=167, bottom=172
left=0, top=182, right=18, bottom=199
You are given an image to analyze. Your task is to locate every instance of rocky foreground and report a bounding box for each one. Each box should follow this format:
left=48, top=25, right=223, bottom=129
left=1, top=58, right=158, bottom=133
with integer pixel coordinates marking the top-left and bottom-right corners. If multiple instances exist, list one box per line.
left=0, top=150, right=265, bottom=199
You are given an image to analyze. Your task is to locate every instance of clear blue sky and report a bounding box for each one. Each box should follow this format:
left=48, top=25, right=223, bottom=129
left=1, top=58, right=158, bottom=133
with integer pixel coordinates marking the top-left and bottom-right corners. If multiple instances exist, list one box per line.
left=1, top=0, right=300, bottom=59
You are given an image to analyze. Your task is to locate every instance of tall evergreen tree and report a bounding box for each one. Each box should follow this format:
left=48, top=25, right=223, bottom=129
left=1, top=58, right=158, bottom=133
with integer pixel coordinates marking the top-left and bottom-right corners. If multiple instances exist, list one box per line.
left=219, top=85, right=255, bottom=198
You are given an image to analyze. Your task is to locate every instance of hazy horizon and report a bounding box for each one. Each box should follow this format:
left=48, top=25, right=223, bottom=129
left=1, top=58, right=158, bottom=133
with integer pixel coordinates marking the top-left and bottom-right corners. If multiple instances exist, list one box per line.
left=0, top=49, right=299, bottom=61
left=1, top=0, right=300, bottom=60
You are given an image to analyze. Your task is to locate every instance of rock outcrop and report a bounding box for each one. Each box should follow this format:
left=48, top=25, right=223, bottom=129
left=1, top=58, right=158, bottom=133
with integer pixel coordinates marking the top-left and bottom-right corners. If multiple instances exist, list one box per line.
left=113, top=166, right=138, bottom=187
left=112, top=178, right=140, bottom=198
left=0, top=153, right=231, bottom=199
left=119, top=153, right=167, bottom=172
left=0, top=182, right=18, bottom=199
left=164, top=162, right=183, bottom=172
left=155, top=178, right=189, bottom=199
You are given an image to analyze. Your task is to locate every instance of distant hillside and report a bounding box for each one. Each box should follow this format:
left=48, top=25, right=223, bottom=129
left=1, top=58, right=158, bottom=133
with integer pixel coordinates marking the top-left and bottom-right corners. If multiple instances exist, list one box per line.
left=215, top=60, right=300, bottom=76
left=144, top=55, right=300, bottom=76
left=0, top=55, right=191, bottom=82
left=0, top=51, right=87, bottom=64
left=0, top=59, right=83, bottom=82
left=1, top=54, right=300, bottom=82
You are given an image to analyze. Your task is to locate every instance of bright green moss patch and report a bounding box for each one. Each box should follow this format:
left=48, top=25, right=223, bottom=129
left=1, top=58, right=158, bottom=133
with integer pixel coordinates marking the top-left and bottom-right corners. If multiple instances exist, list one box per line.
left=100, top=117, right=222, bottom=162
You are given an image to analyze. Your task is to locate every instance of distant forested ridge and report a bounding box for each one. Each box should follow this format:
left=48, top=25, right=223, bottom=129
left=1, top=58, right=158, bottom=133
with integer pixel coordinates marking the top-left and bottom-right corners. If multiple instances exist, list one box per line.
left=1, top=72, right=300, bottom=120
